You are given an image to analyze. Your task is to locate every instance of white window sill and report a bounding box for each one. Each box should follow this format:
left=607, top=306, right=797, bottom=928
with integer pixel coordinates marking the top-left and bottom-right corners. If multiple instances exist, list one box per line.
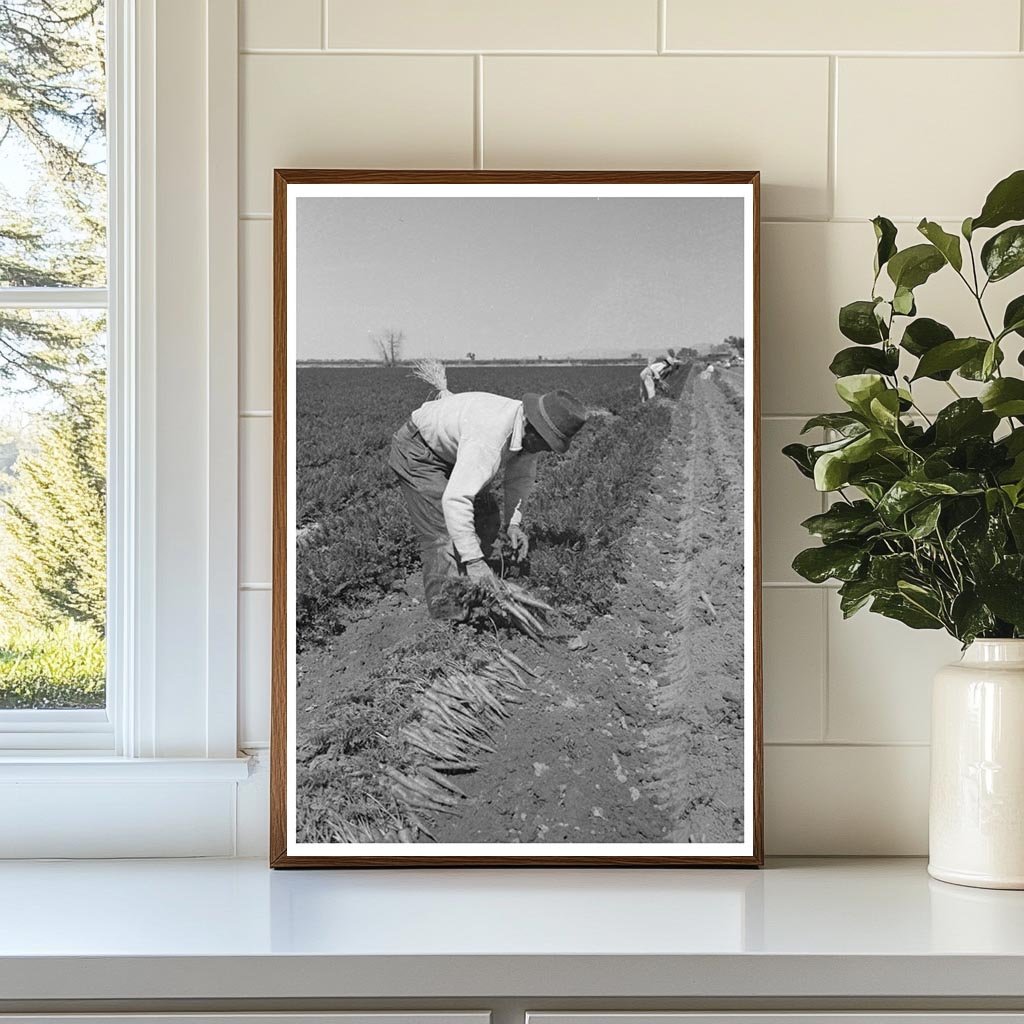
left=0, top=755, right=252, bottom=782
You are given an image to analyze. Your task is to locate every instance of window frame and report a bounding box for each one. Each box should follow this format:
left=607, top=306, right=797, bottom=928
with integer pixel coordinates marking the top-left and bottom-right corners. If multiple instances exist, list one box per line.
left=0, top=0, right=247, bottom=841
left=0, top=3, right=119, bottom=749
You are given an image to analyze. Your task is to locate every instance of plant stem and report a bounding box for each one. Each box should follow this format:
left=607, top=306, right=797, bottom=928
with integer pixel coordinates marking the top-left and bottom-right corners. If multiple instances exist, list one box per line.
left=906, top=397, right=933, bottom=426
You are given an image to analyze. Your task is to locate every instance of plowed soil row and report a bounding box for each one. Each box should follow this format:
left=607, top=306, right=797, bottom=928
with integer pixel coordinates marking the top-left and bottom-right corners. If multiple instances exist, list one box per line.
left=296, top=372, right=746, bottom=844
left=649, top=373, right=745, bottom=842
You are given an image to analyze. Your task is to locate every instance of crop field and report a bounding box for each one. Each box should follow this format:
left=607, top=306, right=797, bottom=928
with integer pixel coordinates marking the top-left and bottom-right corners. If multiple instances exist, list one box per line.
left=296, top=364, right=671, bottom=639
left=294, top=361, right=746, bottom=845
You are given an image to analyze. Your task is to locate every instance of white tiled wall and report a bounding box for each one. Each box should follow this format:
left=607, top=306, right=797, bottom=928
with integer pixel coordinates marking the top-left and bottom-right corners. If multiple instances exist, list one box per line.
left=235, top=0, right=1023, bottom=854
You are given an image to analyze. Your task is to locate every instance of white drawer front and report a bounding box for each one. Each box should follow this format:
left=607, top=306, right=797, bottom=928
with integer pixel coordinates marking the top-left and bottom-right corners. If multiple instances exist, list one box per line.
left=528, top=1015, right=1024, bottom=1024
left=0, top=1015, right=489, bottom=1024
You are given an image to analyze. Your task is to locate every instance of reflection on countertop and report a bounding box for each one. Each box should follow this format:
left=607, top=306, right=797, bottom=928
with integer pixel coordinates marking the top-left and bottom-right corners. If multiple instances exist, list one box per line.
left=0, top=856, right=1022, bottom=957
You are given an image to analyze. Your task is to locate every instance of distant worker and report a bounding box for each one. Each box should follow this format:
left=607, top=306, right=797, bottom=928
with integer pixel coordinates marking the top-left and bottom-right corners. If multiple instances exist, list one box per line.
left=389, top=361, right=588, bottom=619
left=640, top=349, right=682, bottom=403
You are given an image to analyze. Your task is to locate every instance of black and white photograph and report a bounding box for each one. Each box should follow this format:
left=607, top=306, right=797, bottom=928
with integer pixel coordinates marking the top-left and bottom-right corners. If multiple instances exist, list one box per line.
left=272, top=171, right=761, bottom=866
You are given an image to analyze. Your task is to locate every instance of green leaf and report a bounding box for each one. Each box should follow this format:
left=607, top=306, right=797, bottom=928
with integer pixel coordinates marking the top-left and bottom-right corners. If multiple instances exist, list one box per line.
left=960, top=344, right=1004, bottom=381
left=932, top=470, right=986, bottom=494
left=1009, top=508, right=1024, bottom=547
left=872, top=215, right=898, bottom=278
left=868, top=389, right=902, bottom=431
left=971, top=168, right=1024, bottom=232
left=985, top=487, right=1009, bottom=514
left=892, top=286, right=916, bottom=316
left=912, top=337, right=988, bottom=380
left=800, top=413, right=865, bottom=435
left=1006, top=427, right=1024, bottom=456
left=998, top=433, right=1024, bottom=489
left=868, top=552, right=915, bottom=587
left=908, top=500, right=942, bottom=540
left=800, top=501, right=879, bottom=543
left=814, top=450, right=851, bottom=491
left=976, top=577, right=1024, bottom=629
left=849, top=460, right=907, bottom=491
left=982, top=341, right=1001, bottom=381
left=979, top=378, right=1024, bottom=418
left=839, top=299, right=887, bottom=345
left=782, top=442, right=814, bottom=479
left=887, top=243, right=946, bottom=291
left=809, top=433, right=865, bottom=456
left=846, top=432, right=888, bottom=466
left=917, top=219, right=963, bottom=272
left=1005, top=480, right=1024, bottom=506
left=877, top=479, right=958, bottom=524
left=829, top=345, right=899, bottom=378
left=835, top=373, right=886, bottom=413
left=838, top=578, right=882, bottom=618
left=792, top=542, right=866, bottom=584
left=934, top=399, right=998, bottom=444
left=981, top=225, right=1024, bottom=282
left=900, top=317, right=954, bottom=358
left=950, top=592, right=995, bottom=644
left=1003, top=295, right=1024, bottom=339
left=856, top=482, right=886, bottom=503
left=871, top=594, right=943, bottom=630
left=962, top=216, right=974, bottom=241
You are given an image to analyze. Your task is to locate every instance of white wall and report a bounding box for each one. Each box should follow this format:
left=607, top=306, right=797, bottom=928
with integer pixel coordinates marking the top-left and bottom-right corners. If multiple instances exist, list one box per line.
left=234, top=0, right=1024, bottom=855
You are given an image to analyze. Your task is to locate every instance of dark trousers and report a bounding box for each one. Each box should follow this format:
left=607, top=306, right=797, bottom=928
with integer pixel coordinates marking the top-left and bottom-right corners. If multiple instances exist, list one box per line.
left=389, top=421, right=500, bottom=619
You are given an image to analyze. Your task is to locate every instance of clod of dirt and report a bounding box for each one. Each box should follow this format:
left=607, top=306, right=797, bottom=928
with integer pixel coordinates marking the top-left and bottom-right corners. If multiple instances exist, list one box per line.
left=568, top=636, right=588, bottom=651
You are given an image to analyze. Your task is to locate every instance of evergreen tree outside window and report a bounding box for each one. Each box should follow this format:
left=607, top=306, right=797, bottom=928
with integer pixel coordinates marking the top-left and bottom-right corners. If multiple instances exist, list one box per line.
left=0, top=1, right=107, bottom=709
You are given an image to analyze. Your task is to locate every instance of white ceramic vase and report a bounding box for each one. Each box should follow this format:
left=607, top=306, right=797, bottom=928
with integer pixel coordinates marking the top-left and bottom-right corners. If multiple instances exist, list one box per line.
left=929, top=639, right=1024, bottom=889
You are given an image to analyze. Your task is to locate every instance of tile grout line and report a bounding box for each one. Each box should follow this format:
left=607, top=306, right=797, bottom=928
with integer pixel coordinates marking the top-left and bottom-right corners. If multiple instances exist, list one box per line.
left=235, top=405, right=949, bottom=423
left=237, top=47, right=1024, bottom=57
left=657, top=0, right=666, bottom=53
left=474, top=54, right=484, bottom=169
left=1021, top=0, right=1024, bottom=51
left=766, top=740, right=931, bottom=748
left=827, top=55, right=838, bottom=220
left=763, top=582, right=841, bottom=592
left=820, top=587, right=830, bottom=743
left=321, top=0, right=328, bottom=50
left=239, top=212, right=971, bottom=226
left=819, top=429, right=832, bottom=742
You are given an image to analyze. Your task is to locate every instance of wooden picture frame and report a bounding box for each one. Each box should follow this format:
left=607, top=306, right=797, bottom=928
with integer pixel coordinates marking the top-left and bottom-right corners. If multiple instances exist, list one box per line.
left=271, top=170, right=762, bottom=867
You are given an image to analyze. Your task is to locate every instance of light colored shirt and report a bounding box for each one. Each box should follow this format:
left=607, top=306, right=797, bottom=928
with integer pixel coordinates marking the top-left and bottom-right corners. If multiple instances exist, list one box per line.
left=646, top=359, right=673, bottom=380
left=411, top=391, right=539, bottom=562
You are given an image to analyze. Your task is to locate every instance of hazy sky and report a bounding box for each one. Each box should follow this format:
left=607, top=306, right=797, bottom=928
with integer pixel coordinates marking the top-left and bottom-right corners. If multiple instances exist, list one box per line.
left=296, top=196, right=745, bottom=361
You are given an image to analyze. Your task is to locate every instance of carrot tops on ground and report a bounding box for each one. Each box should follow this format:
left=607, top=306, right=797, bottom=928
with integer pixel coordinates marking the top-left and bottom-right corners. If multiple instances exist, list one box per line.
left=785, top=170, right=1024, bottom=644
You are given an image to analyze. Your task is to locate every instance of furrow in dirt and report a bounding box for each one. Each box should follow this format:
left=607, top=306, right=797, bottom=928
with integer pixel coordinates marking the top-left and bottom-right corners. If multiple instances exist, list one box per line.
left=648, top=373, right=745, bottom=842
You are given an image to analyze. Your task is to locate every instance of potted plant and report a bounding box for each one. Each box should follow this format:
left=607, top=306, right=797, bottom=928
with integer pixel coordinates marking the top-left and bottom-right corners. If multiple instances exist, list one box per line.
left=785, top=169, right=1024, bottom=889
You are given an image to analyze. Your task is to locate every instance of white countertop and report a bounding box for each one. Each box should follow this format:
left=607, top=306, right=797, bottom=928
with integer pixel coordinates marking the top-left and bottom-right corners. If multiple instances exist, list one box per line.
left=1, top=857, right=1023, bottom=1002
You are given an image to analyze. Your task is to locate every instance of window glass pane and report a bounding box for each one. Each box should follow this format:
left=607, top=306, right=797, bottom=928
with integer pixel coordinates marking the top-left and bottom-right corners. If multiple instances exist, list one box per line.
left=0, top=1, right=107, bottom=288
left=0, top=309, right=106, bottom=709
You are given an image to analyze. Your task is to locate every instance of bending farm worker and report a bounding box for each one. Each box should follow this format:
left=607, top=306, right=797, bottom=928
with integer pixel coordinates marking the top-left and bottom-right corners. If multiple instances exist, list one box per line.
left=640, top=351, right=680, bottom=402
left=389, top=366, right=588, bottom=619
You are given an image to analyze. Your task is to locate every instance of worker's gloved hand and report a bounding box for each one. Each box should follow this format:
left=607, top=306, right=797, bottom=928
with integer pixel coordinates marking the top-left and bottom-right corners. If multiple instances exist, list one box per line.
left=507, top=524, right=530, bottom=563
left=465, top=558, right=496, bottom=584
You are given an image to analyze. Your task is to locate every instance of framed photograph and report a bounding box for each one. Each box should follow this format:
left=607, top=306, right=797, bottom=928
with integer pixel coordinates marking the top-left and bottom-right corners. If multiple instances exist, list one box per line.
left=271, top=170, right=762, bottom=867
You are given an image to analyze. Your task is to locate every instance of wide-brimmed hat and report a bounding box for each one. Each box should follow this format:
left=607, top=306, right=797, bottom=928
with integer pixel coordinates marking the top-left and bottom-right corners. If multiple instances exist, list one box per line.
left=522, top=389, right=588, bottom=454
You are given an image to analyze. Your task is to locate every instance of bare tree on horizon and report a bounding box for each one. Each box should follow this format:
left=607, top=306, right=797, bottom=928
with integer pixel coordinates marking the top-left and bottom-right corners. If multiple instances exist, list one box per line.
left=370, top=328, right=404, bottom=367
